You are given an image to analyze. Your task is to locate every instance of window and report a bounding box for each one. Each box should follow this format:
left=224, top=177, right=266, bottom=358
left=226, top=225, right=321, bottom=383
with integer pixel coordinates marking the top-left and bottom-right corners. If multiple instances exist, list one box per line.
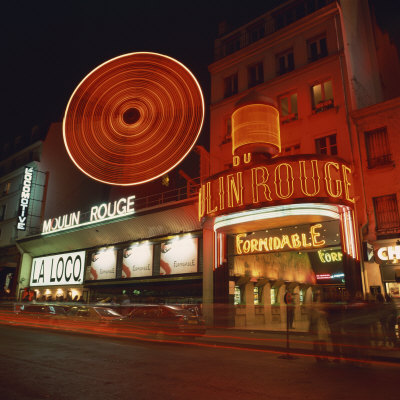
left=0, top=205, right=5, bottom=221
left=223, top=117, right=232, bottom=142
left=308, top=35, right=328, bottom=62
left=247, top=21, right=265, bottom=44
left=283, top=144, right=301, bottom=155
left=248, top=62, right=264, bottom=88
left=223, top=73, right=238, bottom=98
left=2, top=182, right=11, bottom=196
left=234, top=286, right=241, bottom=305
left=373, top=194, right=400, bottom=233
left=276, top=49, right=294, bottom=75
left=254, top=286, right=259, bottom=305
left=311, top=80, right=334, bottom=112
left=315, top=134, right=337, bottom=155
left=365, top=127, right=392, bottom=168
left=271, top=287, right=277, bottom=304
left=279, top=92, right=298, bottom=123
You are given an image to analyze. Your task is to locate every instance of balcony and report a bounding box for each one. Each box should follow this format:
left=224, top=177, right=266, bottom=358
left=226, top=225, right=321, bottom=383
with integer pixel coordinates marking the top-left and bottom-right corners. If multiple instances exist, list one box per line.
left=367, top=154, right=393, bottom=169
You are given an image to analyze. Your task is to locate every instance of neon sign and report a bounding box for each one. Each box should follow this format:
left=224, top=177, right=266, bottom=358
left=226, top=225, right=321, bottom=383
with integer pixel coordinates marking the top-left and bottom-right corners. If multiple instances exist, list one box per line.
left=316, top=272, right=344, bottom=280
left=17, top=166, right=34, bottom=231
left=42, top=195, right=135, bottom=234
left=317, top=249, right=343, bottom=263
left=234, top=221, right=340, bottom=255
left=199, top=155, right=354, bottom=219
left=377, top=245, right=400, bottom=262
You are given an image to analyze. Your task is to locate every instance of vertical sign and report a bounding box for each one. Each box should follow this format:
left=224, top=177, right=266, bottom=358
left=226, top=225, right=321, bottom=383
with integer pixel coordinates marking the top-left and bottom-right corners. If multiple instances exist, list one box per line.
left=17, top=166, right=34, bottom=231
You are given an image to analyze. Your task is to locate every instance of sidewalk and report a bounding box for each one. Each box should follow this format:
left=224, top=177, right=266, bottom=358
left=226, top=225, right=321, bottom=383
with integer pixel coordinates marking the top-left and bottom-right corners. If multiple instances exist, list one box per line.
left=196, top=325, right=400, bottom=364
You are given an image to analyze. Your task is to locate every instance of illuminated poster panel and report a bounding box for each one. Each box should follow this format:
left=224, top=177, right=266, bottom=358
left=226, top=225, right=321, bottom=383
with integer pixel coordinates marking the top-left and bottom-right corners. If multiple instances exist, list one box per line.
left=87, top=247, right=117, bottom=280
left=160, top=236, right=198, bottom=275
left=30, top=251, right=86, bottom=287
left=308, top=247, right=345, bottom=284
left=122, top=242, right=153, bottom=278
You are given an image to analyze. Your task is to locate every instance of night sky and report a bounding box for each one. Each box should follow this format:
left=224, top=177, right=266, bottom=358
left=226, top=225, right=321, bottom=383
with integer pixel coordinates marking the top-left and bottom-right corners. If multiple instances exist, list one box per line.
left=0, top=0, right=283, bottom=149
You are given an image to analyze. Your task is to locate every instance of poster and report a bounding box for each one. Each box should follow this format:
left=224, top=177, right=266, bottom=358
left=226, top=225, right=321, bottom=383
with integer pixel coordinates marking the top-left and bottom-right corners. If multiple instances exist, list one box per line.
left=87, top=247, right=117, bottom=280
left=160, top=236, right=198, bottom=275
left=122, top=242, right=153, bottom=278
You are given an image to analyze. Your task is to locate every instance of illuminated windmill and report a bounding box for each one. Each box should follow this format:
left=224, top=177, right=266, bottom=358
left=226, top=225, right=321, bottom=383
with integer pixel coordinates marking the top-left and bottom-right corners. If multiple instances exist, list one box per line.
left=63, top=52, right=204, bottom=186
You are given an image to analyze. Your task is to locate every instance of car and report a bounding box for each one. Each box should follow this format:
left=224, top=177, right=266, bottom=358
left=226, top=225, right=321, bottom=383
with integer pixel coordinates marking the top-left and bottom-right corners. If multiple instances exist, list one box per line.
left=125, top=305, right=206, bottom=338
left=15, top=304, right=68, bottom=317
left=64, top=305, right=125, bottom=322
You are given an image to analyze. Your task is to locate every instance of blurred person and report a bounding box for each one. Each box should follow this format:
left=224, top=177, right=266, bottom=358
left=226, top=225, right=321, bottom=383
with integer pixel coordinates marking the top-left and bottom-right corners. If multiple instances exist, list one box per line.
left=384, top=294, right=398, bottom=347
left=342, top=292, right=373, bottom=362
left=325, top=292, right=345, bottom=362
left=309, top=293, right=330, bottom=362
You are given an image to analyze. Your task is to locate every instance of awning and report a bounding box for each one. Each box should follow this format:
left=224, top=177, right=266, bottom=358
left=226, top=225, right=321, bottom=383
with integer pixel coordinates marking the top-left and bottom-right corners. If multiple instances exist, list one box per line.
left=17, top=199, right=201, bottom=257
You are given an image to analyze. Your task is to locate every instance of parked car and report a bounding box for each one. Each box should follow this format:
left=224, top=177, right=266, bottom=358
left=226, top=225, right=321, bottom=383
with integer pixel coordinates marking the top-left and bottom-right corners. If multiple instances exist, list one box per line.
left=64, top=306, right=125, bottom=322
left=125, top=305, right=206, bottom=338
left=15, top=304, right=68, bottom=317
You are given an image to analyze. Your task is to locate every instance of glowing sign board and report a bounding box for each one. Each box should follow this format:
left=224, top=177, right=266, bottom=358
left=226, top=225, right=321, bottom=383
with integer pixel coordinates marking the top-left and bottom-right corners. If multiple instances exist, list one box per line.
left=42, top=195, right=135, bottom=234
left=122, top=242, right=153, bottom=278
left=233, top=220, right=340, bottom=255
left=30, top=251, right=86, bottom=287
left=199, top=155, right=354, bottom=219
left=87, top=247, right=117, bottom=280
left=17, top=166, right=34, bottom=231
left=160, top=236, right=198, bottom=275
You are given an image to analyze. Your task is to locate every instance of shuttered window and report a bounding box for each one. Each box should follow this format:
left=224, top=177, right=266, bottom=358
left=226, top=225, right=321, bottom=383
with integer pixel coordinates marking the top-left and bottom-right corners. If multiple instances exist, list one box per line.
left=373, top=194, right=400, bottom=232
left=365, top=127, right=392, bottom=168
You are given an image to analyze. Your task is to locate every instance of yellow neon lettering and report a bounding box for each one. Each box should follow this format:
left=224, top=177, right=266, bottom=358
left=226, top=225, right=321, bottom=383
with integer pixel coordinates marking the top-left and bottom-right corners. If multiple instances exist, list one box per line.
left=310, top=223, right=325, bottom=247
left=206, top=182, right=218, bottom=214
left=227, top=172, right=244, bottom=207
left=324, top=162, right=343, bottom=198
left=273, top=237, right=281, bottom=250
left=198, top=185, right=205, bottom=219
left=299, top=160, right=320, bottom=197
left=301, top=233, right=312, bottom=248
left=342, top=165, right=355, bottom=203
left=281, top=235, right=292, bottom=250
left=251, top=167, right=272, bottom=203
left=233, top=156, right=240, bottom=167
left=218, top=176, right=225, bottom=211
left=251, top=239, right=259, bottom=253
left=318, top=250, right=326, bottom=262
left=274, top=163, right=294, bottom=199
left=243, top=240, right=251, bottom=254
left=244, top=153, right=252, bottom=164
left=291, top=234, right=301, bottom=249
left=236, top=234, right=246, bottom=255
left=259, top=238, right=269, bottom=252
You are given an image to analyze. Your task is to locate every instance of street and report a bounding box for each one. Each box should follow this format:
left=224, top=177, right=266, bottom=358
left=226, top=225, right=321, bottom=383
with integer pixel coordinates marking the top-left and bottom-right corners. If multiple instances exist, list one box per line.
left=0, top=324, right=399, bottom=400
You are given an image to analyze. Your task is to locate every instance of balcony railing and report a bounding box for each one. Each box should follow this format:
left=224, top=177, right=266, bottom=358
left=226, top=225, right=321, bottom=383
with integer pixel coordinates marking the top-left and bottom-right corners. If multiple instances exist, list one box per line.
left=214, top=0, right=335, bottom=61
left=367, top=154, right=393, bottom=169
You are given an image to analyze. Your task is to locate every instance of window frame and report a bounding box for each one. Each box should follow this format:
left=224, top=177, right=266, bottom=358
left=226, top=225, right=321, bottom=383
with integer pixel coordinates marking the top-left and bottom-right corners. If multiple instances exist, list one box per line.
left=307, top=34, right=328, bottom=62
left=373, top=194, right=400, bottom=234
left=315, top=133, right=337, bottom=155
left=223, top=73, right=238, bottom=98
left=311, top=79, right=334, bottom=113
left=364, top=126, right=393, bottom=169
left=276, top=48, right=294, bottom=76
left=248, top=62, right=264, bottom=88
left=278, top=91, right=298, bottom=123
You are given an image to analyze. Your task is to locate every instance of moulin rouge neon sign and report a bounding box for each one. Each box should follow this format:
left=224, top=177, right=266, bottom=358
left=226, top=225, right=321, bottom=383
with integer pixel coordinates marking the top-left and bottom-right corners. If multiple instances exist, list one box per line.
left=199, top=155, right=354, bottom=219
left=42, top=195, right=135, bottom=234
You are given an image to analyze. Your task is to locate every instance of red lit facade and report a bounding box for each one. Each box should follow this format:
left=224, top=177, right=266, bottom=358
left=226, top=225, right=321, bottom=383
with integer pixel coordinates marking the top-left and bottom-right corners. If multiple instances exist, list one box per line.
left=9, top=0, right=400, bottom=331
left=203, top=0, right=400, bottom=327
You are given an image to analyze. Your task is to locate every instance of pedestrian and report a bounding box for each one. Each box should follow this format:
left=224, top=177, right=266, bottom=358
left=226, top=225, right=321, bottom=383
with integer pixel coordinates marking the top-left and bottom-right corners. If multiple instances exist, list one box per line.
left=309, top=293, right=330, bottom=362
left=325, top=292, right=345, bottom=362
